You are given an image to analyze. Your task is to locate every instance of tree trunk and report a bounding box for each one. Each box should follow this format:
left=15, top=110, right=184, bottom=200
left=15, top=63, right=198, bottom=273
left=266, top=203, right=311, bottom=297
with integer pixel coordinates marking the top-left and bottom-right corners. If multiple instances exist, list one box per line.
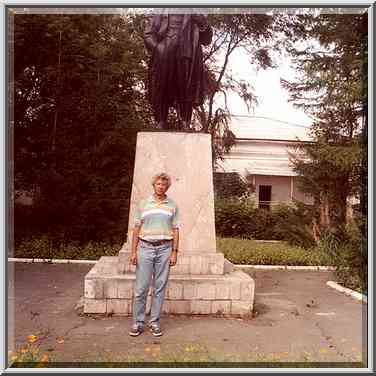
left=346, top=196, right=354, bottom=225
left=51, top=29, right=62, bottom=169
left=320, top=195, right=331, bottom=229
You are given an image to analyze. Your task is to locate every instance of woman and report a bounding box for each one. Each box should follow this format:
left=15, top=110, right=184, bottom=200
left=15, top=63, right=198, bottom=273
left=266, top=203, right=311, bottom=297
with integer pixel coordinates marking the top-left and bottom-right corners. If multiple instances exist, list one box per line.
left=129, top=173, right=180, bottom=337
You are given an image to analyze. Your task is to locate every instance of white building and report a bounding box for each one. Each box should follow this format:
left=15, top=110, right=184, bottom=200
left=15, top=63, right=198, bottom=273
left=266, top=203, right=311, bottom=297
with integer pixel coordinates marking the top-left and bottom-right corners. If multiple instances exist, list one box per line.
left=216, top=115, right=313, bottom=208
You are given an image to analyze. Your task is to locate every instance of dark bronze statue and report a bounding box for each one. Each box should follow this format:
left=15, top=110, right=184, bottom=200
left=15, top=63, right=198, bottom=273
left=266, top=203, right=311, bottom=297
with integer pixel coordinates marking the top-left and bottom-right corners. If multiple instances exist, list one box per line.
left=144, top=11, right=212, bottom=130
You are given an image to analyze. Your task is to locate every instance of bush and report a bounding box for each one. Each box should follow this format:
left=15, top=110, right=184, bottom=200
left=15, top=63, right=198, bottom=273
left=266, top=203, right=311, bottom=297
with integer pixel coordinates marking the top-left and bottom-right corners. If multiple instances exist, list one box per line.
left=213, top=172, right=250, bottom=199
left=271, top=202, right=316, bottom=248
left=317, top=228, right=367, bottom=294
left=214, top=197, right=275, bottom=239
left=13, top=236, right=120, bottom=260
left=215, top=198, right=315, bottom=247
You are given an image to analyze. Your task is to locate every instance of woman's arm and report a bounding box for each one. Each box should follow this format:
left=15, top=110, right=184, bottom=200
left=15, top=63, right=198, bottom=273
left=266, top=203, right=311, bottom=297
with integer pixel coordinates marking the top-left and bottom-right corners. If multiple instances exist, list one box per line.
left=130, top=225, right=141, bottom=265
left=170, top=228, right=179, bottom=266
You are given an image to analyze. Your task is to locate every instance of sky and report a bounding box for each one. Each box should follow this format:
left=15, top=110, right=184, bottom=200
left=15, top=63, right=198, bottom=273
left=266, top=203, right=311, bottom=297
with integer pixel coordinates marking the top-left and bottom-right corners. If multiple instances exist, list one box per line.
left=221, top=47, right=313, bottom=129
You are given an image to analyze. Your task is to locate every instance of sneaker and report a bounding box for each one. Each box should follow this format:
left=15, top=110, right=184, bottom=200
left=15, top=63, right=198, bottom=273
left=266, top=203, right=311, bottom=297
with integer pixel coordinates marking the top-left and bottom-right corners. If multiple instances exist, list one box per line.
left=129, top=324, right=143, bottom=337
left=149, top=323, right=163, bottom=337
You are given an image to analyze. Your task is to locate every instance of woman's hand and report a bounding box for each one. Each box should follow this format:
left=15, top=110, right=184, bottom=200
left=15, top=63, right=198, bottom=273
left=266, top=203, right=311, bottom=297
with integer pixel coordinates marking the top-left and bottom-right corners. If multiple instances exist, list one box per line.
left=169, top=251, right=178, bottom=267
left=131, top=252, right=138, bottom=266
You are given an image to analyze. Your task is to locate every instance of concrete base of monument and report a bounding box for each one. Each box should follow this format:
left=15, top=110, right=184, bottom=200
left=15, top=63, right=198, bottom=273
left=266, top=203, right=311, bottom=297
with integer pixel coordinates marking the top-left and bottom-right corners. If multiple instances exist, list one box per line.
left=84, top=256, right=255, bottom=317
left=117, top=250, right=227, bottom=275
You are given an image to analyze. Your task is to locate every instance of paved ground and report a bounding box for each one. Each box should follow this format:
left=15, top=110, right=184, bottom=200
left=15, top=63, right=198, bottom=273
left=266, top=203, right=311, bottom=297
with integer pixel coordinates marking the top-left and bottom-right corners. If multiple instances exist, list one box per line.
left=7, top=262, right=367, bottom=368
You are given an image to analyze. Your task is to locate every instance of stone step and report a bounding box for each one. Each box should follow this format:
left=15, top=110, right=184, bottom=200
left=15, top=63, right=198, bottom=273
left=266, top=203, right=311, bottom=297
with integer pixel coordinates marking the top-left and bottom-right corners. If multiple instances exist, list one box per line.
left=84, top=256, right=254, bottom=317
left=118, top=250, right=227, bottom=275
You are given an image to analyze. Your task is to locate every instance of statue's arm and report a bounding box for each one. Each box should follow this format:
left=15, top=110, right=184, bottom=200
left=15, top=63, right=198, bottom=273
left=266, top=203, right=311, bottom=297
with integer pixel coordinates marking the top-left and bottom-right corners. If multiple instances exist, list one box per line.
left=144, top=15, right=158, bottom=53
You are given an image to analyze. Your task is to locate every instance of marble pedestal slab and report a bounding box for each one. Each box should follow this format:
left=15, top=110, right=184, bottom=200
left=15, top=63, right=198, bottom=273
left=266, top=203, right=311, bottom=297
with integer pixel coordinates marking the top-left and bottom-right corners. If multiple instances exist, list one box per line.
left=84, top=132, right=255, bottom=316
left=84, top=256, right=254, bottom=316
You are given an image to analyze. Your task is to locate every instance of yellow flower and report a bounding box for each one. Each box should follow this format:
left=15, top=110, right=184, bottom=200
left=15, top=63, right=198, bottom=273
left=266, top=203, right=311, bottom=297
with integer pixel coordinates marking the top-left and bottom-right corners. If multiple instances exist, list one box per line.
left=27, top=334, right=38, bottom=343
left=10, top=355, right=18, bottom=361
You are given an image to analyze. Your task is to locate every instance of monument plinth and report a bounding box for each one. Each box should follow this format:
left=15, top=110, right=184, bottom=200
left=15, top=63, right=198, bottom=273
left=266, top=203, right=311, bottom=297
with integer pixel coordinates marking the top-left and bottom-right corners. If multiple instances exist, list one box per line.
left=84, top=132, right=255, bottom=316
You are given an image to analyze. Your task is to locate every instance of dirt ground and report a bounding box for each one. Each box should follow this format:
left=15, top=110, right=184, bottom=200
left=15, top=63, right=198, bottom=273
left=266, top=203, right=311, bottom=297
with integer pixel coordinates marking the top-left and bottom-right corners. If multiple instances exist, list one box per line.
left=7, top=262, right=367, bottom=369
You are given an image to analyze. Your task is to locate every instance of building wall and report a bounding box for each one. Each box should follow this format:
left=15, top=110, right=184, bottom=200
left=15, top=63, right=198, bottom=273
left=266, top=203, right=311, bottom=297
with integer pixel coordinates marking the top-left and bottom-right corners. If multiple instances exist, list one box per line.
left=254, top=175, right=291, bottom=203
left=247, top=175, right=313, bottom=206
left=217, top=139, right=307, bottom=177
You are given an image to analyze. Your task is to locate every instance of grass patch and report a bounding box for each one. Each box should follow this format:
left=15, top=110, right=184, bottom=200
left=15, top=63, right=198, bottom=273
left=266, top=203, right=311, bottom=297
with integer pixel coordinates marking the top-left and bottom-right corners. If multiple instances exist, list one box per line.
left=12, top=236, right=119, bottom=260
left=13, top=236, right=334, bottom=266
left=47, top=344, right=364, bottom=368
left=217, top=237, right=334, bottom=266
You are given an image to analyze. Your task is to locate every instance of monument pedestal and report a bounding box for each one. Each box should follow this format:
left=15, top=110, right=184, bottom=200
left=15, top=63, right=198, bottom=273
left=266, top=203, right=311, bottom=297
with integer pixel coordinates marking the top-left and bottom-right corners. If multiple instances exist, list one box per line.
left=84, top=132, right=255, bottom=317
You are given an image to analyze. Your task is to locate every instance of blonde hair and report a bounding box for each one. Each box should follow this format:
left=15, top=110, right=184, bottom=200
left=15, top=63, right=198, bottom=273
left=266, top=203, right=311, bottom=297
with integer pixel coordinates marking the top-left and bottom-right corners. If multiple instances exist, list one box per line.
left=151, top=172, right=171, bottom=188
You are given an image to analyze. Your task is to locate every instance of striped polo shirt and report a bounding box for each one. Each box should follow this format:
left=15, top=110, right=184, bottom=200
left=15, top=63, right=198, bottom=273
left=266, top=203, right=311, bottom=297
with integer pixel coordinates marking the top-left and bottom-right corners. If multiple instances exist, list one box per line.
left=134, top=195, right=180, bottom=241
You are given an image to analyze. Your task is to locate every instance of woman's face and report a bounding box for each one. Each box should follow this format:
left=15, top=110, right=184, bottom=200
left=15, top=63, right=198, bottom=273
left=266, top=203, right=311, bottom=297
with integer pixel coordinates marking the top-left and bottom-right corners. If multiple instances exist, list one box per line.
left=153, top=178, right=169, bottom=196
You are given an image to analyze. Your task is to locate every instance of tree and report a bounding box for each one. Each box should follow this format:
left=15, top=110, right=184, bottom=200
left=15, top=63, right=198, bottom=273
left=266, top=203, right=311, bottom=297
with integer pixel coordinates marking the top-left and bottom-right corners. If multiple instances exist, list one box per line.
left=13, top=13, right=149, bottom=244
left=281, top=10, right=367, bottom=238
left=195, top=13, right=277, bottom=164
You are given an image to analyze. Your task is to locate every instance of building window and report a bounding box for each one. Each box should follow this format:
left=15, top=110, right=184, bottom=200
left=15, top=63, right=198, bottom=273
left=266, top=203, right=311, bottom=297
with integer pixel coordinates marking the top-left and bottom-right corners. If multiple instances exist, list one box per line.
left=259, top=185, right=272, bottom=210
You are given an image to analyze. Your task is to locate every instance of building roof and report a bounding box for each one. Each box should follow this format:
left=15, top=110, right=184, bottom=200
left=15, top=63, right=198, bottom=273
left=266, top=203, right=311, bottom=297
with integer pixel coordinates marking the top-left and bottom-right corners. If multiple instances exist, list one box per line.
left=229, top=115, right=312, bottom=142
left=217, top=115, right=312, bottom=177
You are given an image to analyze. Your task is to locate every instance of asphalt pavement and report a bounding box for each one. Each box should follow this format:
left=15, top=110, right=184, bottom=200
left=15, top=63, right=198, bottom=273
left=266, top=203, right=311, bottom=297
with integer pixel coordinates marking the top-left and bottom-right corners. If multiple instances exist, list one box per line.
left=7, top=261, right=367, bottom=369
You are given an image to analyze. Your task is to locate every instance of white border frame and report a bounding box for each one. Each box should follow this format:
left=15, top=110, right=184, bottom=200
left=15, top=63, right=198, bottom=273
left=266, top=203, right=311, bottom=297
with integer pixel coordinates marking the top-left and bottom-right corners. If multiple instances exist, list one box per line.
left=1, top=1, right=374, bottom=373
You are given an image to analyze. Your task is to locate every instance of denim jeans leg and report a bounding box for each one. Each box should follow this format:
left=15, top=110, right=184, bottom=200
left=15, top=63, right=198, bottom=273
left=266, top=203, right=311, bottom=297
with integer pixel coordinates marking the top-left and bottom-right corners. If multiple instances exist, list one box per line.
left=149, top=243, right=172, bottom=326
left=133, top=243, right=154, bottom=328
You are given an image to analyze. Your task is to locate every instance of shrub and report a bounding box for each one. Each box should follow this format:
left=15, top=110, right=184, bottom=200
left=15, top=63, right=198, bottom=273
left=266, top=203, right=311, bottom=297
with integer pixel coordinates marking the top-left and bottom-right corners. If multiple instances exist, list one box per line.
left=214, top=198, right=315, bottom=246
left=213, top=172, right=249, bottom=199
left=13, top=236, right=120, bottom=260
left=316, top=228, right=367, bottom=294
left=214, top=197, right=277, bottom=240
left=271, top=202, right=316, bottom=248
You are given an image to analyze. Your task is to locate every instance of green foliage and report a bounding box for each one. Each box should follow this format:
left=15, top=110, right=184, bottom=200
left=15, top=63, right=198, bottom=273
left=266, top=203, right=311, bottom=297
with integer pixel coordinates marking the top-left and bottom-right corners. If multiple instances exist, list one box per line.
left=217, top=238, right=333, bottom=266
left=14, top=235, right=331, bottom=267
left=13, top=236, right=120, bottom=260
left=272, top=202, right=316, bottom=248
left=213, top=172, right=250, bottom=199
left=194, top=13, right=279, bottom=161
left=282, top=12, right=367, bottom=236
left=214, top=198, right=315, bottom=247
left=214, top=197, right=276, bottom=240
left=14, top=14, right=149, bottom=245
left=316, top=227, right=367, bottom=294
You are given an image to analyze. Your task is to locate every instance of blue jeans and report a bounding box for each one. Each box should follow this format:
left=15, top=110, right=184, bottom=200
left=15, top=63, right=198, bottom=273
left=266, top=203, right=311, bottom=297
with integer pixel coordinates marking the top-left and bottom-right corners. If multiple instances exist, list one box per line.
left=132, top=239, right=172, bottom=328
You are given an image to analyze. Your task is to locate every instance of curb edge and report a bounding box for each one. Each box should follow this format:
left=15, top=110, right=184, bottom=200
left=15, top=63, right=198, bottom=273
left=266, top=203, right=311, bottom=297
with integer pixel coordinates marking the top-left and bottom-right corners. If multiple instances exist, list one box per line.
left=8, top=258, right=336, bottom=271
left=8, top=257, right=97, bottom=264
left=234, top=264, right=336, bottom=271
left=326, top=281, right=367, bottom=303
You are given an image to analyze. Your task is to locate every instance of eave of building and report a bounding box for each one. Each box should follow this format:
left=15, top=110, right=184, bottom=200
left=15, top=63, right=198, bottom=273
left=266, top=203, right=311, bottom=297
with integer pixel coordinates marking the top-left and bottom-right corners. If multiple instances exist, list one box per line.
left=234, top=138, right=314, bottom=144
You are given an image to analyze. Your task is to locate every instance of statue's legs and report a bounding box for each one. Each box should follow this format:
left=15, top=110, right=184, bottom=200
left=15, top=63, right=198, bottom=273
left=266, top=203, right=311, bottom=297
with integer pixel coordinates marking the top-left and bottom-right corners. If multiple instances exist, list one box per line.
left=150, top=36, right=180, bottom=130
left=155, top=102, right=169, bottom=129
left=176, top=57, right=194, bottom=130
left=176, top=101, right=193, bottom=130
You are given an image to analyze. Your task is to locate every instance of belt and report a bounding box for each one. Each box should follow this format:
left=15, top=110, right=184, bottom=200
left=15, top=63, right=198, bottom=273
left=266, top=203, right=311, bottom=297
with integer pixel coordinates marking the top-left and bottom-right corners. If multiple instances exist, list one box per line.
left=139, top=238, right=172, bottom=246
